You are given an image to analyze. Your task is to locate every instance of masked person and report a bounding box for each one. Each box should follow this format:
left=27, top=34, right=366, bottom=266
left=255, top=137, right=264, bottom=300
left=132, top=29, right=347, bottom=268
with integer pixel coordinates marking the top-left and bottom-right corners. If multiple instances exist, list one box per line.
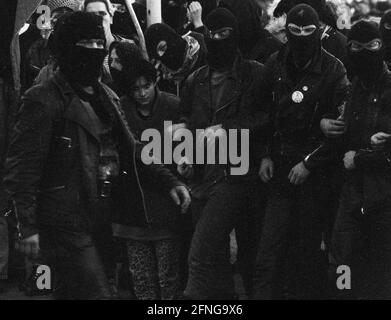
left=3, top=11, right=190, bottom=300
left=179, top=8, right=268, bottom=299
left=319, top=20, right=391, bottom=300
left=253, top=4, right=349, bottom=300
left=23, top=0, right=82, bottom=91
left=380, top=9, right=391, bottom=69
left=219, top=0, right=282, bottom=64
left=145, top=23, right=207, bottom=96
left=273, top=0, right=347, bottom=68
left=84, top=0, right=133, bottom=85
left=108, top=41, right=143, bottom=97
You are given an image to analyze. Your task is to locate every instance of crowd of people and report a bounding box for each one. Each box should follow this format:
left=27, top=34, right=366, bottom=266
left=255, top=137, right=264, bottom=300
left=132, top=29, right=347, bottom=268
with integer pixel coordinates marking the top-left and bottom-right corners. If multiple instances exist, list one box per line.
left=2, top=0, right=391, bottom=300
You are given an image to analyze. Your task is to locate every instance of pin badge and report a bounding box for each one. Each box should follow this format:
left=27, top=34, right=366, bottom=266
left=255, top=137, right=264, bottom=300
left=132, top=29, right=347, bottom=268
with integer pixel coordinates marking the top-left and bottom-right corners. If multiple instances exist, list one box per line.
left=292, top=91, right=304, bottom=103
left=303, top=86, right=308, bottom=92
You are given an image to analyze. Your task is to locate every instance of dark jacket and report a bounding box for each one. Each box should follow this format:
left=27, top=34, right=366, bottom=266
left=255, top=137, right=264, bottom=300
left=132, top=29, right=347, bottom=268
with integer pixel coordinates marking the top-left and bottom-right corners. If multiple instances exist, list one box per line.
left=3, top=71, right=183, bottom=239
left=121, top=89, right=182, bottom=139
left=120, top=89, right=184, bottom=231
left=321, top=25, right=348, bottom=70
left=261, top=45, right=350, bottom=169
left=179, top=55, right=268, bottom=197
left=309, top=65, right=391, bottom=213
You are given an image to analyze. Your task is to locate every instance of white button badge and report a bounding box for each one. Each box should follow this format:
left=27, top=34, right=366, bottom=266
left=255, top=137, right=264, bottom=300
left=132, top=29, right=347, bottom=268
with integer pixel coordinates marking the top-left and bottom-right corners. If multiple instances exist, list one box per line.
left=292, top=90, right=304, bottom=103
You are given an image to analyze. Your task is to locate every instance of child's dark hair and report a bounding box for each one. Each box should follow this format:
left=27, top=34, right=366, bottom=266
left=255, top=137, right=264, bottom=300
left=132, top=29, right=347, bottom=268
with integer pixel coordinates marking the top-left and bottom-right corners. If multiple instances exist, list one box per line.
left=125, top=59, right=157, bottom=88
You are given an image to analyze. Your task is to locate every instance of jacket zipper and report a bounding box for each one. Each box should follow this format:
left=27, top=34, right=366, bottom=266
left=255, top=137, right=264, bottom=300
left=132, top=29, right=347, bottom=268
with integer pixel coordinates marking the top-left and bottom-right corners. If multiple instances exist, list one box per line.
left=132, top=144, right=151, bottom=226
left=212, top=96, right=237, bottom=123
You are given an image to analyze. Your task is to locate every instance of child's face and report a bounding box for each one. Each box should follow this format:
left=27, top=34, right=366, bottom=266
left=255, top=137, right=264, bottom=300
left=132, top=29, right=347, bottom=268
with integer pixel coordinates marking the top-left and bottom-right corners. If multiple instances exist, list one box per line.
left=131, top=77, right=156, bottom=106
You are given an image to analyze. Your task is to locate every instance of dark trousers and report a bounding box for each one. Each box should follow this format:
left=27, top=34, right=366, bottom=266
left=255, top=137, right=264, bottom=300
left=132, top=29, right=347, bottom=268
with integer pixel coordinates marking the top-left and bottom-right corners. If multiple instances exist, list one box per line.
left=40, top=225, right=113, bottom=300
left=329, top=184, right=391, bottom=299
left=252, top=173, right=325, bottom=300
left=185, top=179, right=263, bottom=299
left=39, top=199, right=115, bottom=300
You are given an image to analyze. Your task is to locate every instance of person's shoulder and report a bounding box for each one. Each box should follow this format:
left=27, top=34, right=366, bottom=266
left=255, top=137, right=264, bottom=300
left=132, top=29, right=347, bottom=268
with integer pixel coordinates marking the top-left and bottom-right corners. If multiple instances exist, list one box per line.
left=22, top=76, right=59, bottom=105
left=321, top=48, right=346, bottom=72
left=245, top=58, right=264, bottom=70
left=160, top=90, right=180, bottom=104
left=101, top=82, right=121, bottom=102
left=326, top=27, right=347, bottom=41
left=185, top=64, right=209, bottom=85
left=20, top=80, right=61, bottom=121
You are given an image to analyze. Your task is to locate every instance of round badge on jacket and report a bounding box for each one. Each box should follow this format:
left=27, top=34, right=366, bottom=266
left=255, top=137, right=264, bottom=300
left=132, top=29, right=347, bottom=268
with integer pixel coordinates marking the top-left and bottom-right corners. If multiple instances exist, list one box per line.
left=292, top=91, right=304, bottom=103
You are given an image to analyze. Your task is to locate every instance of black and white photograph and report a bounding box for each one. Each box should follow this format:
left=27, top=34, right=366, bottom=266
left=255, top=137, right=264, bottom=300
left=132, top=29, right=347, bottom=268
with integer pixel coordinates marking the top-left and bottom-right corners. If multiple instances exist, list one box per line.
left=1, top=0, right=391, bottom=306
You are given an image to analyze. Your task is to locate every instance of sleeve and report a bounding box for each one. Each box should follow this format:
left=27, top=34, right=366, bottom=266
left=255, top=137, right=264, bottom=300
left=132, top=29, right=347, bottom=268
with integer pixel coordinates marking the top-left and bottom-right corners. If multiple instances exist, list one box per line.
left=303, top=61, right=351, bottom=170
left=3, top=96, right=54, bottom=238
left=354, top=147, right=391, bottom=172
left=252, top=58, right=275, bottom=160
left=134, top=140, right=187, bottom=194
left=321, top=61, right=351, bottom=120
left=177, top=72, right=196, bottom=126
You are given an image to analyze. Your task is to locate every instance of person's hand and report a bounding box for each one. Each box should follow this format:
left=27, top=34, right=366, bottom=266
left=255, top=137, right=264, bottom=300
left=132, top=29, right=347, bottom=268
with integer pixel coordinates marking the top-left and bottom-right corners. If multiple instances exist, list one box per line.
left=167, top=122, right=186, bottom=136
left=15, top=234, right=40, bottom=259
left=170, top=186, right=191, bottom=214
left=197, top=124, right=226, bottom=149
left=371, top=132, right=391, bottom=147
left=259, top=157, right=274, bottom=183
left=288, top=162, right=310, bottom=185
left=320, top=118, right=346, bottom=138
left=177, top=157, right=194, bottom=179
left=343, top=151, right=357, bottom=171
left=187, top=1, right=203, bottom=29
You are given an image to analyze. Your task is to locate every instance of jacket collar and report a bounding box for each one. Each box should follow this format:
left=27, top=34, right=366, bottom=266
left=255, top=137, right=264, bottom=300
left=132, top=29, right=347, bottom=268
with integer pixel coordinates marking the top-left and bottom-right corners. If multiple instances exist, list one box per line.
left=199, top=52, right=244, bottom=82
left=51, top=71, right=104, bottom=142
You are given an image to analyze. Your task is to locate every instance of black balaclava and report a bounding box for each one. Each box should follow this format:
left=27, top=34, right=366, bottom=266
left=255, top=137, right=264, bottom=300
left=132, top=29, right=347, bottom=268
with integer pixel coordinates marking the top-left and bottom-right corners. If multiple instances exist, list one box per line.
left=219, top=0, right=262, bottom=58
left=348, top=20, right=384, bottom=86
left=204, top=8, right=239, bottom=71
left=145, top=23, right=187, bottom=71
left=380, top=10, right=391, bottom=62
left=286, top=4, right=321, bottom=69
left=56, top=11, right=107, bottom=86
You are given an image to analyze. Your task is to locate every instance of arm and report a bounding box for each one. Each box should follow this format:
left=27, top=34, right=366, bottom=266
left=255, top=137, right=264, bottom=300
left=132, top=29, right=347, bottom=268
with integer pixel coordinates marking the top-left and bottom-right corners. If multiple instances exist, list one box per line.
left=304, top=62, right=351, bottom=170
left=354, top=147, right=391, bottom=172
left=134, top=141, right=191, bottom=213
left=3, top=95, right=54, bottom=239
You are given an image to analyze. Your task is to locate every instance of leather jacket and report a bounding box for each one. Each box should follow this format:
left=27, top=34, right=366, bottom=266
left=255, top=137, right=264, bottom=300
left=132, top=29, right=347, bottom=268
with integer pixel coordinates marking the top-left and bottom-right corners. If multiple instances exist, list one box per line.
left=3, top=71, right=184, bottom=238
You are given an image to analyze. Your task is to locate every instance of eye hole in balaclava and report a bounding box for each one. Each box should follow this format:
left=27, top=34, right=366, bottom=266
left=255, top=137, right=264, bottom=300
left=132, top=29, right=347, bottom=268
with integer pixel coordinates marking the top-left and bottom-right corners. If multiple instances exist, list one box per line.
left=380, top=9, right=391, bottom=62
left=204, top=7, right=239, bottom=71
left=348, top=20, right=384, bottom=85
left=286, top=4, right=320, bottom=68
left=145, top=23, right=187, bottom=72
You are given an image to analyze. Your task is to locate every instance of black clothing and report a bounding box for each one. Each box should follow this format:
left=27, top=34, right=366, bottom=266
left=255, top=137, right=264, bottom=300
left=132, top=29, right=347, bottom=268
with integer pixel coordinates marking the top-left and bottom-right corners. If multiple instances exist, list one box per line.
left=252, top=44, right=349, bottom=299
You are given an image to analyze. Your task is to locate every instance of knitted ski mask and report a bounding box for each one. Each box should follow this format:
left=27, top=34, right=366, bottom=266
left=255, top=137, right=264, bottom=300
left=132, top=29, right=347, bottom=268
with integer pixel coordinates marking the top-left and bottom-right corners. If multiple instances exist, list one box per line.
left=145, top=23, right=187, bottom=71
left=348, top=20, right=384, bottom=85
left=380, top=10, right=391, bottom=62
left=204, top=8, right=239, bottom=71
left=56, top=11, right=107, bottom=86
left=286, top=4, right=321, bottom=68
